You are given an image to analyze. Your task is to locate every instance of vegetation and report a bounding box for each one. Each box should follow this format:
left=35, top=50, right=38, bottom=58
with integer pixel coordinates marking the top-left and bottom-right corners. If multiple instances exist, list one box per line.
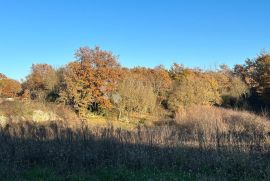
left=1, top=106, right=270, bottom=180
left=115, top=73, right=157, bottom=119
left=1, top=46, right=260, bottom=116
left=2, top=47, right=270, bottom=179
left=168, top=67, right=221, bottom=111
left=235, top=52, right=270, bottom=108
left=25, top=64, right=58, bottom=101
left=58, top=47, right=121, bottom=117
left=0, top=78, right=21, bottom=98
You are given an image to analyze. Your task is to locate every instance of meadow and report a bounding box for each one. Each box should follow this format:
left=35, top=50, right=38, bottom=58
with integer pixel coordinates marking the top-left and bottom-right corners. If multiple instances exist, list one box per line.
left=1, top=48, right=270, bottom=180
left=1, top=101, right=270, bottom=180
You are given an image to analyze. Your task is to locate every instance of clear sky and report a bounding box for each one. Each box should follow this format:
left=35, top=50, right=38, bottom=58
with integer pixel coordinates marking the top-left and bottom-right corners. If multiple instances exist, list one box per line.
left=0, top=0, right=270, bottom=80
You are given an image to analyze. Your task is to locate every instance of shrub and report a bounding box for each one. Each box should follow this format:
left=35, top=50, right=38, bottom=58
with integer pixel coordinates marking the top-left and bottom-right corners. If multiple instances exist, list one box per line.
left=0, top=100, right=80, bottom=128
left=174, top=105, right=270, bottom=146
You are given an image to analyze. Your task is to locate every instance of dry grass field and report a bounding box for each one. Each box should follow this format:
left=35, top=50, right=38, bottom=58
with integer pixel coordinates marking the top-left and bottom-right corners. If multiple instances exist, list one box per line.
left=1, top=101, right=270, bottom=180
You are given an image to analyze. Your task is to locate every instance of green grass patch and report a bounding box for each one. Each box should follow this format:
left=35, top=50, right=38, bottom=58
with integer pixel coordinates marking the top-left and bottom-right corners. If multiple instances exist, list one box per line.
left=3, top=167, right=199, bottom=181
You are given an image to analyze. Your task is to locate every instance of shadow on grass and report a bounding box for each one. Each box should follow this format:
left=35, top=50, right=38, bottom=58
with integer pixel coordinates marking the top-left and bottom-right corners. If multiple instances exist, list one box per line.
left=0, top=121, right=270, bottom=180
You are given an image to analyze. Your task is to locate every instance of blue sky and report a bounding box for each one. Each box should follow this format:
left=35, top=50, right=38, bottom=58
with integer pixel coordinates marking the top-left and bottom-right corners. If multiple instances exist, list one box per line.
left=0, top=0, right=270, bottom=80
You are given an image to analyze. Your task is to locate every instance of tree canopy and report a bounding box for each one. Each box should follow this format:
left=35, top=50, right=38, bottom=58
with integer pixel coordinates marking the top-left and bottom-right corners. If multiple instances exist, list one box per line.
left=6, top=46, right=269, bottom=119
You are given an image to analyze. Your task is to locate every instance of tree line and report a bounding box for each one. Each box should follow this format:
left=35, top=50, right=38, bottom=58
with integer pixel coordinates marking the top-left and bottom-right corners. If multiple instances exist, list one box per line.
left=1, top=46, right=269, bottom=119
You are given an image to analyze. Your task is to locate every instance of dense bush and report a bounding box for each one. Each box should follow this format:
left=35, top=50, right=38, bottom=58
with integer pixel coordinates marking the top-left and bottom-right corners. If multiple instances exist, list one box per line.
left=0, top=78, right=22, bottom=98
left=13, top=47, right=270, bottom=120
left=234, top=52, right=270, bottom=107
left=174, top=105, right=270, bottom=145
left=114, top=74, right=157, bottom=119
left=0, top=100, right=80, bottom=128
left=168, top=69, right=221, bottom=111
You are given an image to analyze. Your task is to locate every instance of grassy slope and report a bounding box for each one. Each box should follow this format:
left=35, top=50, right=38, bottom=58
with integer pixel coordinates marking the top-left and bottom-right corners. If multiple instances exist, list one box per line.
left=0, top=100, right=155, bottom=130
left=1, top=101, right=270, bottom=180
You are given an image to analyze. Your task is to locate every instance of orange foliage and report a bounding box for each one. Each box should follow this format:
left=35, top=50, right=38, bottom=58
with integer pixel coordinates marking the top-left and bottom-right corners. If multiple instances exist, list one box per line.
left=130, top=65, right=172, bottom=104
left=26, top=64, right=57, bottom=91
left=0, top=78, right=22, bottom=98
left=60, top=47, right=121, bottom=115
left=25, top=64, right=58, bottom=100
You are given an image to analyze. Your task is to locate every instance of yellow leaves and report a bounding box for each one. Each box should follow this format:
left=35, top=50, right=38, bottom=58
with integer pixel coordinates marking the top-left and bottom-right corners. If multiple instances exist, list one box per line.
left=234, top=53, right=270, bottom=105
left=129, top=66, right=172, bottom=105
left=117, top=74, right=157, bottom=117
left=168, top=68, right=222, bottom=111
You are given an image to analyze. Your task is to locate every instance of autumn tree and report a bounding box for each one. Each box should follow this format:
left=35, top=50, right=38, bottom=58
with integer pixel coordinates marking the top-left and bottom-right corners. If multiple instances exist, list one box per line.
left=234, top=52, right=270, bottom=105
left=169, top=63, right=185, bottom=81
left=168, top=67, right=221, bottom=111
left=112, top=73, right=157, bottom=119
left=131, top=65, right=172, bottom=106
left=25, top=64, right=58, bottom=100
left=0, top=78, right=22, bottom=98
left=212, top=65, right=248, bottom=107
left=59, top=46, right=121, bottom=116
